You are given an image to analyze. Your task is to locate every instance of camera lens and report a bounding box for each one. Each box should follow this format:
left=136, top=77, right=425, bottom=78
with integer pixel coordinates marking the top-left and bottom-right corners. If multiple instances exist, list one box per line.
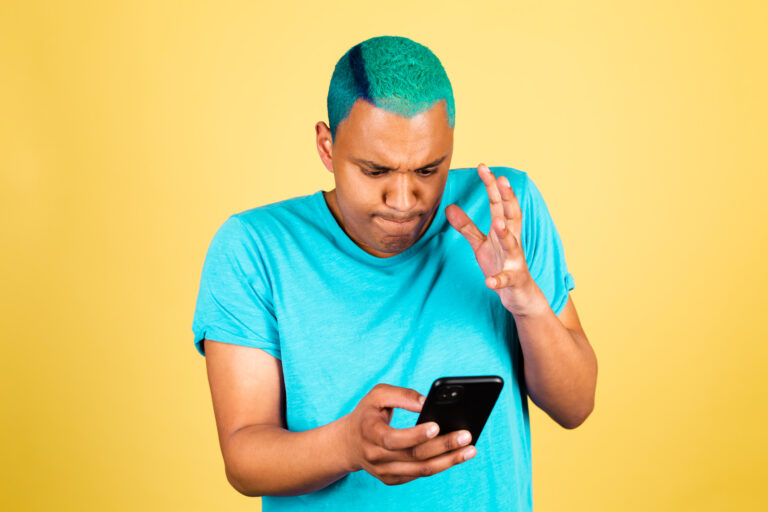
left=434, top=385, right=464, bottom=404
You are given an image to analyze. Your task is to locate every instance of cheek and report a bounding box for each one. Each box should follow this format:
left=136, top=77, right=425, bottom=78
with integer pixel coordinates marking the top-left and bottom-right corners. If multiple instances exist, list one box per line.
left=337, top=188, right=375, bottom=228
left=341, top=178, right=377, bottom=212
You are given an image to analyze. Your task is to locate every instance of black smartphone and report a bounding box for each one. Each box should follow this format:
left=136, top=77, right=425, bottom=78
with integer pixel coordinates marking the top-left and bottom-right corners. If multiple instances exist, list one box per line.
left=415, top=375, right=504, bottom=445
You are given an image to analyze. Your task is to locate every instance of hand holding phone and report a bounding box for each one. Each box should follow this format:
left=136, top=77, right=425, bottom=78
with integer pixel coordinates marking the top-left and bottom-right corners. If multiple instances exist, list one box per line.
left=341, top=382, right=479, bottom=486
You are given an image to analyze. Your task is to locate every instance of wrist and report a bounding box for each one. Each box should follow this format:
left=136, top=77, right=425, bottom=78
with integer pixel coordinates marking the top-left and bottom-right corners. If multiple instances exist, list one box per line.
left=334, top=413, right=360, bottom=473
left=501, top=277, right=549, bottom=318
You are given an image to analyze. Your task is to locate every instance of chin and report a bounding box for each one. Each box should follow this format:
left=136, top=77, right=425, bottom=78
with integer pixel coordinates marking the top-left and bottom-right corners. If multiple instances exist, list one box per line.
left=377, top=237, right=415, bottom=253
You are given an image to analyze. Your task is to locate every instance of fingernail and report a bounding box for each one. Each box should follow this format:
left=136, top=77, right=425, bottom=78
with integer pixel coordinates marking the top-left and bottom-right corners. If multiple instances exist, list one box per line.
left=427, top=424, right=439, bottom=438
left=463, top=446, right=476, bottom=460
left=458, top=432, right=471, bottom=445
left=419, top=395, right=426, bottom=405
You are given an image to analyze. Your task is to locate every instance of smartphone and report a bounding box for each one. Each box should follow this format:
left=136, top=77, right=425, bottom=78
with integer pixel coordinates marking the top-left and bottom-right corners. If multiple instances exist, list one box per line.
left=415, top=375, right=504, bottom=445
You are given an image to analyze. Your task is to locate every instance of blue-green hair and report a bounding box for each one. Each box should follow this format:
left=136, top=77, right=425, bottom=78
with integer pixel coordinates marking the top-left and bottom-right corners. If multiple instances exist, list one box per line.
left=327, top=35, right=456, bottom=142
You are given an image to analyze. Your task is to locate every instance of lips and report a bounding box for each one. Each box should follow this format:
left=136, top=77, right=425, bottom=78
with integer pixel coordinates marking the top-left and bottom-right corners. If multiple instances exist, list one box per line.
left=375, top=215, right=421, bottom=235
left=380, top=216, right=419, bottom=224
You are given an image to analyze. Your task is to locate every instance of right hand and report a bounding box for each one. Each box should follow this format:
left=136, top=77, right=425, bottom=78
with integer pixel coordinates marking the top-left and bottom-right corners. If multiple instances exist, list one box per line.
left=340, top=383, right=477, bottom=486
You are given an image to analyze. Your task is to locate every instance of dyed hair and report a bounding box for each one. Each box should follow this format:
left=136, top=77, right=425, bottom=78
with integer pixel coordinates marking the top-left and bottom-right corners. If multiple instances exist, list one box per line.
left=326, top=35, right=456, bottom=142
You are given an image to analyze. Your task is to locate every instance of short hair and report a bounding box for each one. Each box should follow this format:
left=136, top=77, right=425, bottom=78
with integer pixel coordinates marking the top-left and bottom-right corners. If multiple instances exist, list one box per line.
left=326, top=35, right=456, bottom=142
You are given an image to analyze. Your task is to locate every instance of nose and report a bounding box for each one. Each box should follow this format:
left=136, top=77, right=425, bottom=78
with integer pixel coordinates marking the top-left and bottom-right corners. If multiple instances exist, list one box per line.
left=384, top=172, right=418, bottom=213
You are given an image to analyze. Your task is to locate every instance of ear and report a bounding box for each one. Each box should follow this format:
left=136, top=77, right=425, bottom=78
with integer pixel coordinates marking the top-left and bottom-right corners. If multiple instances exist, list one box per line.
left=315, top=122, right=334, bottom=173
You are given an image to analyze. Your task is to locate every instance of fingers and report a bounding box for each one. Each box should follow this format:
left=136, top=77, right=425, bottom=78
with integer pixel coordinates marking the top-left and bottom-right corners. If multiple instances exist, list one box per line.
left=481, top=165, right=522, bottom=236
left=486, top=270, right=513, bottom=290
left=356, top=383, right=480, bottom=486
left=374, top=443, right=477, bottom=483
left=485, top=257, right=528, bottom=290
left=477, top=163, right=504, bottom=221
left=367, top=419, right=473, bottom=464
left=367, top=417, right=440, bottom=452
left=491, top=215, right=521, bottom=255
left=448, top=166, right=522, bottom=257
left=410, top=429, right=473, bottom=460
left=497, top=175, right=522, bottom=227
left=363, top=384, right=438, bottom=453
left=370, top=383, right=426, bottom=414
left=445, top=204, right=485, bottom=252
left=489, top=173, right=523, bottom=256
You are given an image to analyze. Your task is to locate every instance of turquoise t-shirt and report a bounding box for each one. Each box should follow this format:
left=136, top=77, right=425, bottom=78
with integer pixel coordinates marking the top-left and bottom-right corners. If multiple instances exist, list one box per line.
left=191, top=166, right=575, bottom=511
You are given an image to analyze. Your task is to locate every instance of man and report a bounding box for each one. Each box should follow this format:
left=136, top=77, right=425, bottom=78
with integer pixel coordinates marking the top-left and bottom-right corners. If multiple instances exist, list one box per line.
left=192, top=35, right=597, bottom=511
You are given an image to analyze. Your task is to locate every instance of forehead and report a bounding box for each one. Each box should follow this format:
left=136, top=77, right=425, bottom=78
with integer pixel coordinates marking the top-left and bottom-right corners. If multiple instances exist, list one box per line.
left=336, top=99, right=453, bottom=164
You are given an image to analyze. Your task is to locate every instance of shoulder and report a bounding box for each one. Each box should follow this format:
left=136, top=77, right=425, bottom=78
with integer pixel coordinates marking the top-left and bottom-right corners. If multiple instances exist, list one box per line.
left=234, top=192, right=319, bottom=227
left=218, top=192, right=322, bottom=244
left=201, top=192, right=320, bottom=263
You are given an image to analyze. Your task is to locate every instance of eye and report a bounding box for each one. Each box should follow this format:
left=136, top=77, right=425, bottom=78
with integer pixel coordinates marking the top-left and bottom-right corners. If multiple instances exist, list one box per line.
left=362, top=168, right=386, bottom=177
left=361, top=167, right=438, bottom=177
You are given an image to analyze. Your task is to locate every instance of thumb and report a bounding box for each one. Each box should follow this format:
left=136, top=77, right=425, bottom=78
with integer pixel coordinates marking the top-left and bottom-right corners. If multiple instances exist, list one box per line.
left=445, top=204, right=485, bottom=252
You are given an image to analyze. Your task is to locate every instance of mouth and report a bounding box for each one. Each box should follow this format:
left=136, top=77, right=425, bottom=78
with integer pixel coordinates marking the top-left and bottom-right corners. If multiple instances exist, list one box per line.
left=375, top=215, right=422, bottom=235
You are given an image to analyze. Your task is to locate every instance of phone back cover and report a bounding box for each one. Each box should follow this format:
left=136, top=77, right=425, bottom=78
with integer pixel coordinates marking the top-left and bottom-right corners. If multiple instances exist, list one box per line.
left=416, top=376, right=504, bottom=445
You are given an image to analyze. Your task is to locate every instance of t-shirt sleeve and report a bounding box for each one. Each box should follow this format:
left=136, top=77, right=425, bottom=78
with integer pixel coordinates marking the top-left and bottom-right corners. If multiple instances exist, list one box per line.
left=191, top=215, right=281, bottom=359
left=521, top=175, right=576, bottom=316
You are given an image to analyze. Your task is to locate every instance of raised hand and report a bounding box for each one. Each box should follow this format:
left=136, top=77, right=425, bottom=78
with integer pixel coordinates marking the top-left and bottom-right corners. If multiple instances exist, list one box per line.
left=445, top=163, right=537, bottom=315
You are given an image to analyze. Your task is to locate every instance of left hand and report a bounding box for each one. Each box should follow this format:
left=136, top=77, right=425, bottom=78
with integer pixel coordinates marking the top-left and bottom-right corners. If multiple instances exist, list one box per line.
left=445, top=163, right=537, bottom=314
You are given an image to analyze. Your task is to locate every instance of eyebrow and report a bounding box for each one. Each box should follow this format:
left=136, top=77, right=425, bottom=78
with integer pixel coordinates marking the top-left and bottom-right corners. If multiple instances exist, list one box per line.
left=350, top=153, right=449, bottom=172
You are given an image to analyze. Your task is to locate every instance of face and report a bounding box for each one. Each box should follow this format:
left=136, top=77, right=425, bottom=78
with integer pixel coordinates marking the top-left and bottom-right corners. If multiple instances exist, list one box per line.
left=315, top=98, right=454, bottom=258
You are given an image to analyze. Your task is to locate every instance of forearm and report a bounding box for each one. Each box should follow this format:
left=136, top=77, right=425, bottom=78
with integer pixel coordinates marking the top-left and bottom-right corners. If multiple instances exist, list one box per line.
left=508, top=286, right=597, bottom=429
left=224, top=415, right=353, bottom=497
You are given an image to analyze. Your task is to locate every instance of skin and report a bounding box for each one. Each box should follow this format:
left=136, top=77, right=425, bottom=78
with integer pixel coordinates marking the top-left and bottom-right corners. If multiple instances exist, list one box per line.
left=317, top=98, right=454, bottom=258
left=203, top=97, right=598, bottom=497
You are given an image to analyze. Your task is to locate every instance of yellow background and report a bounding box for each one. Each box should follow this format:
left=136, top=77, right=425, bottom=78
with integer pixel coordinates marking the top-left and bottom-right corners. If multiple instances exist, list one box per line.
left=2, top=1, right=766, bottom=510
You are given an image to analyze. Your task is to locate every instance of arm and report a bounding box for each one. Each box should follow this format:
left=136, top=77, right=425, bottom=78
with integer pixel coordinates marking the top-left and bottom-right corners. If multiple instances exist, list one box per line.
left=204, top=339, right=476, bottom=496
left=197, top=219, right=472, bottom=494
left=445, top=164, right=597, bottom=429
left=204, top=339, right=352, bottom=497
left=509, top=289, right=597, bottom=429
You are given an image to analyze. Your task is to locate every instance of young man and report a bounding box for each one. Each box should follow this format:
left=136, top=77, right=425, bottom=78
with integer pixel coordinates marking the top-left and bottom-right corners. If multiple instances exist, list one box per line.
left=192, top=35, right=597, bottom=511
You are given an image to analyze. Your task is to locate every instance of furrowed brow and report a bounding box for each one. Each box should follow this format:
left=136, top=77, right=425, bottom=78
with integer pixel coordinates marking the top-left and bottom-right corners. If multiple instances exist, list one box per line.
left=350, top=153, right=448, bottom=172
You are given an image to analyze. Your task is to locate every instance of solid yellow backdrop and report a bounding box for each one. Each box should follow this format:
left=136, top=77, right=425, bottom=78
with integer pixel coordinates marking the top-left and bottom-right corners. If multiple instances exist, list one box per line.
left=1, top=0, right=766, bottom=510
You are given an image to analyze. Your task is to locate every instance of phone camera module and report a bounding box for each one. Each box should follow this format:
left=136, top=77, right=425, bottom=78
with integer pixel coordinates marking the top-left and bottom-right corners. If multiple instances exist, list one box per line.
left=435, top=385, right=464, bottom=404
